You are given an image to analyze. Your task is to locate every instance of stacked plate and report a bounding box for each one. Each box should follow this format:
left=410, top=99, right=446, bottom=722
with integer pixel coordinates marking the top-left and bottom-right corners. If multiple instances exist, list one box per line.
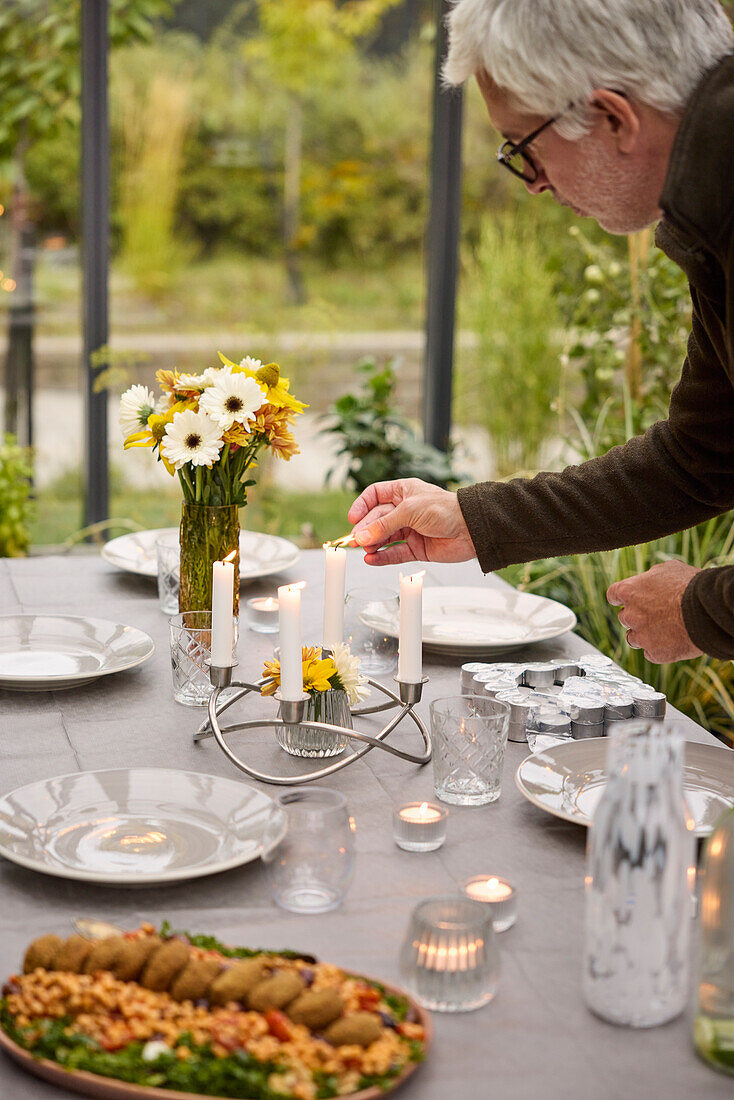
left=102, top=528, right=300, bottom=582
left=379, top=586, right=577, bottom=658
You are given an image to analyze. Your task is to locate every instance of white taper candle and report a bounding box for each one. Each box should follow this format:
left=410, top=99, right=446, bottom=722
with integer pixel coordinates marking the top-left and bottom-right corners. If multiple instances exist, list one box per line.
left=398, top=571, right=424, bottom=682
left=322, top=545, right=347, bottom=650
left=278, top=582, right=305, bottom=699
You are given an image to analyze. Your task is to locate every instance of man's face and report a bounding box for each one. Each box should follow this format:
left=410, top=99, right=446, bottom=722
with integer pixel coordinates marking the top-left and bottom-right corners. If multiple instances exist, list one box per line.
left=477, top=73, right=662, bottom=234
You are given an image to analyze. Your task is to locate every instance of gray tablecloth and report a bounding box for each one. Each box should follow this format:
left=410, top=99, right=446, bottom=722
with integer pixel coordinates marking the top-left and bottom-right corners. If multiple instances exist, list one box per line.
left=0, top=551, right=731, bottom=1099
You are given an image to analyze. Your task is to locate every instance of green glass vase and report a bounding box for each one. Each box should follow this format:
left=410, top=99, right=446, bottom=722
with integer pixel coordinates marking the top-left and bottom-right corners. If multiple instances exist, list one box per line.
left=178, top=502, right=240, bottom=616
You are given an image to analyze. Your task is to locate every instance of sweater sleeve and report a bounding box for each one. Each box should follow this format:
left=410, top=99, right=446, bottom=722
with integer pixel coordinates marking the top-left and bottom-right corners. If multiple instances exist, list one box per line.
left=682, top=567, right=734, bottom=660
left=457, top=300, right=734, bottom=575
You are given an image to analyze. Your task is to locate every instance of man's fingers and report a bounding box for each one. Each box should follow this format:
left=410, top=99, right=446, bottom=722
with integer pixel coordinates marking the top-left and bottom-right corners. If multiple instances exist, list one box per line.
left=347, top=481, right=403, bottom=525
left=362, top=544, right=415, bottom=567
left=353, top=503, right=409, bottom=548
left=606, top=582, right=627, bottom=606
left=625, top=629, right=642, bottom=650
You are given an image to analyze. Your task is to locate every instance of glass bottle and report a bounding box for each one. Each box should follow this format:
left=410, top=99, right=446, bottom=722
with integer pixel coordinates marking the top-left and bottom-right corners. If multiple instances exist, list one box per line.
left=694, top=807, right=734, bottom=1075
left=583, top=720, right=695, bottom=1027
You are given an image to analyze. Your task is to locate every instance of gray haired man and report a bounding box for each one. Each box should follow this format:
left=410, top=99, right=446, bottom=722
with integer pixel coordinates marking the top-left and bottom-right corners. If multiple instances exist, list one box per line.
left=348, top=0, right=734, bottom=664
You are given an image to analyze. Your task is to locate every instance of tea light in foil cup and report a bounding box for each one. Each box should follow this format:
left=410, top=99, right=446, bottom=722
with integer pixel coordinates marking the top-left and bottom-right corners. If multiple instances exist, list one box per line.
left=461, top=875, right=518, bottom=932
left=602, top=690, right=635, bottom=722
left=495, top=688, right=540, bottom=743
left=633, top=691, right=667, bottom=718
left=245, top=596, right=280, bottom=634
left=393, top=801, right=448, bottom=852
left=578, top=653, right=614, bottom=672
left=548, top=659, right=581, bottom=683
left=461, top=662, right=491, bottom=692
left=522, top=662, right=557, bottom=689
left=479, top=673, right=523, bottom=699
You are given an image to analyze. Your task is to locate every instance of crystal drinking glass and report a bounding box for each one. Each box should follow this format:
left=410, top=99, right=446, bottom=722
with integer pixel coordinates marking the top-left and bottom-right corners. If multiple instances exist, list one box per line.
left=262, top=787, right=355, bottom=914
left=155, top=533, right=180, bottom=615
left=169, top=611, right=238, bottom=707
left=430, top=696, right=510, bottom=805
left=398, top=895, right=500, bottom=1012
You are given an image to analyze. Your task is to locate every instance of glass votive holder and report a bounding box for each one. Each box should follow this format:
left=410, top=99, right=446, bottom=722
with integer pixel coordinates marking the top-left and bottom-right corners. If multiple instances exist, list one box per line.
left=399, top=895, right=500, bottom=1012
left=430, top=695, right=510, bottom=806
left=393, top=801, right=448, bottom=852
left=246, top=595, right=279, bottom=633
left=461, top=875, right=518, bottom=932
left=155, top=533, right=180, bottom=616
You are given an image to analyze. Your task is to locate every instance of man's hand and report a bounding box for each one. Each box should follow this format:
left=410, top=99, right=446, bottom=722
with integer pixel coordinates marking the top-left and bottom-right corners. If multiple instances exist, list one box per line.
left=606, top=560, right=703, bottom=663
left=347, top=478, right=476, bottom=566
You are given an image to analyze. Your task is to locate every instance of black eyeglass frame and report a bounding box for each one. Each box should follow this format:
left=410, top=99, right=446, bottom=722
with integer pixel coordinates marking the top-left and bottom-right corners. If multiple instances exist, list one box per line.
left=496, top=114, right=559, bottom=182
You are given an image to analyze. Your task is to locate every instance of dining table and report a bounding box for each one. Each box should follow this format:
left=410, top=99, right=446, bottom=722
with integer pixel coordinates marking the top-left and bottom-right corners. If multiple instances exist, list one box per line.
left=0, top=548, right=732, bottom=1100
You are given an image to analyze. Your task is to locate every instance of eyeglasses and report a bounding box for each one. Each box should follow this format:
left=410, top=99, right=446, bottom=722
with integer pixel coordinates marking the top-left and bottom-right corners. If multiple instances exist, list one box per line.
left=496, top=114, right=559, bottom=182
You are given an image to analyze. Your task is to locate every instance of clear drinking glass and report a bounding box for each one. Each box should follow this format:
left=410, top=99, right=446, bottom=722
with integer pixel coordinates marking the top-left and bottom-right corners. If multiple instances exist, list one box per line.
left=262, top=787, right=355, bottom=914
left=169, top=611, right=238, bottom=707
left=398, top=895, right=500, bottom=1012
left=430, top=696, right=510, bottom=806
left=156, top=533, right=180, bottom=615
left=344, top=587, right=399, bottom=676
left=694, top=806, right=734, bottom=1075
left=583, top=720, right=695, bottom=1027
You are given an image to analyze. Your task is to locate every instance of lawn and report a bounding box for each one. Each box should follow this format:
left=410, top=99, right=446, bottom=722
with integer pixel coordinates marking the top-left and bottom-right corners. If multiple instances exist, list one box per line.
left=30, top=482, right=355, bottom=550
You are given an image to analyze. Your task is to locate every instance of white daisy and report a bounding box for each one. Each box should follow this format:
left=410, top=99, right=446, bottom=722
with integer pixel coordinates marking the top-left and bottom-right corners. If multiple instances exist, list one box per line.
left=239, top=355, right=263, bottom=372
left=199, top=369, right=266, bottom=431
left=161, top=408, right=224, bottom=469
left=330, top=642, right=370, bottom=706
left=119, top=385, right=156, bottom=440
left=174, top=371, right=207, bottom=391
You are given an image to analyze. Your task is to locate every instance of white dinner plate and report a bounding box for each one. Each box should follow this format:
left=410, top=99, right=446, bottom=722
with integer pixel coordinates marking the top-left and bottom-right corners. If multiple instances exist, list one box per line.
left=0, top=615, right=154, bottom=692
left=102, top=528, right=301, bottom=583
left=0, top=768, right=279, bottom=885
left=515, top=738, right=734, bottom=837
left=379, top=586, right=576, bottom=657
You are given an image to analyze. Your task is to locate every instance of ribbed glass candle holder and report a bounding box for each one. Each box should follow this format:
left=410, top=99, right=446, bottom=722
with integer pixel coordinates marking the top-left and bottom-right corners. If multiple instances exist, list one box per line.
left=399, top=896, right=499, bottom=1012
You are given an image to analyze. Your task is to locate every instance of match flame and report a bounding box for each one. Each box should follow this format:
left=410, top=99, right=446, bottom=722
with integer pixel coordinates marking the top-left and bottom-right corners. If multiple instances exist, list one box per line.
left=323, top=532, right=355, bottom=548
left=223, top=549, right=237, bottom=564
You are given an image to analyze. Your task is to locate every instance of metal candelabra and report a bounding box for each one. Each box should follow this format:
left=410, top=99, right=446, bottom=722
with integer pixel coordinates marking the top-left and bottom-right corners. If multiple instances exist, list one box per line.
left=194, top=662, right=432, bottom=785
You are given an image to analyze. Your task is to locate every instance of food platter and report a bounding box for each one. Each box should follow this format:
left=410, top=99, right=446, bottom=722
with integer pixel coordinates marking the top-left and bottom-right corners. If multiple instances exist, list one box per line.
left=0, top=923, right=431, bottom=1100
left=515, top=738, right=734, bottom=837
left=101, top=528, right=300, bottom=583
left=0, top=615, right=154, bottom=691
left=0, top=769, right=279, bottom=885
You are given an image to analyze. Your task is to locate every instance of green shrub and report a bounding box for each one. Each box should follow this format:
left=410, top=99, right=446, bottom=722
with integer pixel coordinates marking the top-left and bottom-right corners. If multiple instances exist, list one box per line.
left=0, top=434, right=33, bottom=556
left=456, top=208, right=564, bottom=476
left=322, top=356, right=462, bottom=492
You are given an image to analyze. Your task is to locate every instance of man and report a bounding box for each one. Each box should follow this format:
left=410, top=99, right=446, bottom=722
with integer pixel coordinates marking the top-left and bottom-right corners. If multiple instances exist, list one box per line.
left=348, top=0, right=734, bottom=664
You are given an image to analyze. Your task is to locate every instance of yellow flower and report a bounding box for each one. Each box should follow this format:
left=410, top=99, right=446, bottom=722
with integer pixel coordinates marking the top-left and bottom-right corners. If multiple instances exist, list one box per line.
left=252, top=405, right=300, bottom=460
left=123, top=402, right=188, bottom=476
left=260, top=646, right=337, bottom=697
left=218, top=352, right=308, bottom=416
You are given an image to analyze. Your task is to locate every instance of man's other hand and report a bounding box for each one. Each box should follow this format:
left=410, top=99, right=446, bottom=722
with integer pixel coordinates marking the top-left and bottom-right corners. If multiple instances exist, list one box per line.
left=607, top=560, right=703, bottom=663
left=347, top=478, right=476, bottom=566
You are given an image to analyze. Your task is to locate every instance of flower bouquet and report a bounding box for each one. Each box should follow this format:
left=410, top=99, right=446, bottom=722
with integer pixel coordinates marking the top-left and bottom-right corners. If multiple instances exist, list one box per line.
left=261, top=643, right=369, bottom=758
left=119, top=354, right=306, bottom=615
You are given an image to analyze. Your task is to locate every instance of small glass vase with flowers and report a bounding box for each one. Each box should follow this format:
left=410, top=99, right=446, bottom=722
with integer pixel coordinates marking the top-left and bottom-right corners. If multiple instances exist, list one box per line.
left=119, top=353, right=306, bottom=616
left=261, top=644, right=369, bottom=758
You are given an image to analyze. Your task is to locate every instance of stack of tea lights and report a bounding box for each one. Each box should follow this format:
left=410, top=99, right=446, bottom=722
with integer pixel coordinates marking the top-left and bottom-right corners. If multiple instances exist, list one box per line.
left=460, top=654, right=666, bottom=752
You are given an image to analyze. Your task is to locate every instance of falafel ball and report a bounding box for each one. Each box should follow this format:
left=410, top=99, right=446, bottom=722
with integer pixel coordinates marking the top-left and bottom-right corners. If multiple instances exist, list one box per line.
left=111, top=935, right=162, bottom=982
left=248, top=969, right=305, bottom=1012
left=287, top=988, right=344, bottom=1030
left=326, top=1012, right=383, bottom=1048
left=53, top=935, right=93, bottom=974
left=23, top=934, right=63, bottom=974
left=139, top=940, right=190, bottom=992
left=170, top=957, right=222, bottom=1003
left=82, top=936, right=126, bottom=975
left=208, top=958, right=268, bottom=1007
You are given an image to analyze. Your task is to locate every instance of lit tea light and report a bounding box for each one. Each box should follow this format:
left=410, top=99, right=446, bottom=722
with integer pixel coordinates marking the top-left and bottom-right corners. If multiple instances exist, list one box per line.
left=393, top=801, right=448, bottom=852
left=246, top=596, right=280, bottom=634
left=461, top=875, right=518, bottom=932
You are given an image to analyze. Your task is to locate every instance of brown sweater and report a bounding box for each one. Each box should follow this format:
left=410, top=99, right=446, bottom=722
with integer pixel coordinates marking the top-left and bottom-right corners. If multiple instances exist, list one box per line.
left=457, top=54, right=734, bottom=659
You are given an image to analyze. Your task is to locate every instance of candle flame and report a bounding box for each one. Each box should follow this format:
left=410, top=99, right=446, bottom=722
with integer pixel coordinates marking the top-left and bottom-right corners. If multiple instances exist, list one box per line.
left=487, top=877, right=499, bottom=889
left=323, top=533, right=355, bottom=549
left=419, top=801, right=428, bottom=816
left=283, top=581, right=307, bottom=592
left=223, top=549, right=237, bottom=564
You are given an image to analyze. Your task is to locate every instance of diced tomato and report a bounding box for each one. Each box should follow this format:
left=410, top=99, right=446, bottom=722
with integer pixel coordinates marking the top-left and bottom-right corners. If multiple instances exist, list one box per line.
left=356, top=987, right=381, bottom=1009
left=265, top=1009, right=292, bottom=1042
